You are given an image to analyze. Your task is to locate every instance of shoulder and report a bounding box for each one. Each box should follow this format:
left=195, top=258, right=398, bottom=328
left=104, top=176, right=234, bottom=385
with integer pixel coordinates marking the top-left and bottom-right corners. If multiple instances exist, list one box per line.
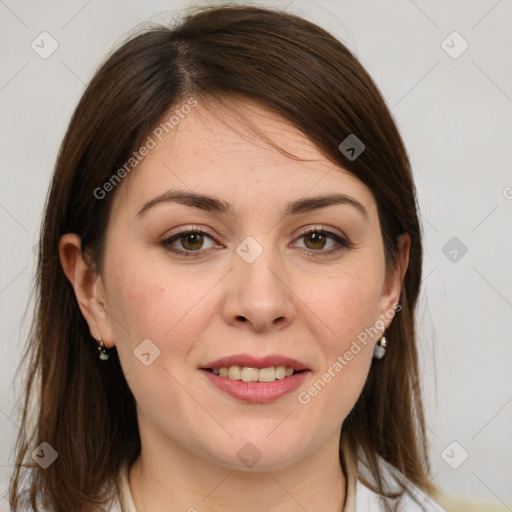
left=354, top=454, right=447, bottom=512
left=432, top=492, right=511, bottom=511
left=107, top=495, right=124, bottom=512
left=355, top=478, right=447, bottom=512
left=109, top=460, right=137, bottom=512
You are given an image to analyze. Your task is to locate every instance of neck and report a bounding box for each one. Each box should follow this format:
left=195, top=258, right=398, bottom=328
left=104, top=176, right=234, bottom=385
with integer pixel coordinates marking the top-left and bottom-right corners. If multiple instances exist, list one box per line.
left=128, top=425, right=347, bottom=512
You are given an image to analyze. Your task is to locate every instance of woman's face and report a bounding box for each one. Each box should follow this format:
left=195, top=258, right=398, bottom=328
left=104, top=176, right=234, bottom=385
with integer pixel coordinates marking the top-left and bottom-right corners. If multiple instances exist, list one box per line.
left=89, top=97, right=407, bottom=471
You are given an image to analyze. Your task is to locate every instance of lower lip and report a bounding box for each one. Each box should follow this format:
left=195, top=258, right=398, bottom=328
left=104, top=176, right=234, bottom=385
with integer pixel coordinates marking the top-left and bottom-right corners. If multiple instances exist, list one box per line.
left=200, top=369, right=310, bottom=403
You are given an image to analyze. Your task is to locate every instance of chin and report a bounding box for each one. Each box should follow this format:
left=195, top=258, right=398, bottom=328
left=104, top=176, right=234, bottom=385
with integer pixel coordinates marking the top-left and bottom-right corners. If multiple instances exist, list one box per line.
left=197, top=432, right=308, bottom=472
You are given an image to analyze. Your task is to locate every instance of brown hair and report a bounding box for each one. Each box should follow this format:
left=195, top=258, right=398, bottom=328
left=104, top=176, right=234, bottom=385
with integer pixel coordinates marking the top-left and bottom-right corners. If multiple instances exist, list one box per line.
left=9, top=3, right=435, bottom=511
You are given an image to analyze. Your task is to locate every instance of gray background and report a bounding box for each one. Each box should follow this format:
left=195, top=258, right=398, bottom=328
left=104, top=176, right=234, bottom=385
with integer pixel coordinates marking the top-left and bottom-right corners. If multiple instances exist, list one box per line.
left=1, top=0, right=511, bottom=508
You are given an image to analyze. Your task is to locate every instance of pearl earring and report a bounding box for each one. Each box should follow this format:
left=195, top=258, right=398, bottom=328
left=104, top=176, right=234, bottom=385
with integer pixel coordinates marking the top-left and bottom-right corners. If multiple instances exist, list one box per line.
left=373, top=327, right=387, bottom=359
left=97, top=336, right=110, bottom=360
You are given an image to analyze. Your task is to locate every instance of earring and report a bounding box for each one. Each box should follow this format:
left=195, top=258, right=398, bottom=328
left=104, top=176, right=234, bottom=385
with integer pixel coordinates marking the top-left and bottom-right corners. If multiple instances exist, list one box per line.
left=97, top=336, right=110, bottom=360
left=373, top=327, right=387, bottom=359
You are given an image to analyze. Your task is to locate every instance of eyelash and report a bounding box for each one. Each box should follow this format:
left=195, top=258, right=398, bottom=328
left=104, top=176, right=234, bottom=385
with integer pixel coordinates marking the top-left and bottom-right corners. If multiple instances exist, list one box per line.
left=160, top=226, right=352, bottom=258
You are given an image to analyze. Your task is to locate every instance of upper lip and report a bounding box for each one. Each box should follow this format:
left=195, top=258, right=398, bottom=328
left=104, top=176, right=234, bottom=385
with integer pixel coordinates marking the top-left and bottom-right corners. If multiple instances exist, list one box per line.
left=201, top=354, right=309, bottom=371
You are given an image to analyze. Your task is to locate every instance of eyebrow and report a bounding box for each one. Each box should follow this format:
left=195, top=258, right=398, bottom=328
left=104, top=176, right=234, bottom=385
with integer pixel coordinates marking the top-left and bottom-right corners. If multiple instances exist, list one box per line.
left=136, top=190, right=369, bottom=220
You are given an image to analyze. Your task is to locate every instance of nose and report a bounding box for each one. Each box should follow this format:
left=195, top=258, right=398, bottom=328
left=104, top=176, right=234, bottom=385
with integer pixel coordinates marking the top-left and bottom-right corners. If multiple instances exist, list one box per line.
left=221, top=241, right=296, bottom=333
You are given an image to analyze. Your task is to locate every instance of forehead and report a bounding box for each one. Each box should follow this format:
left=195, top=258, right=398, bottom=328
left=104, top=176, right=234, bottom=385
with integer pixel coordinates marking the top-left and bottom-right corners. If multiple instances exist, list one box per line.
left=110, top=97, right=377, bottom=220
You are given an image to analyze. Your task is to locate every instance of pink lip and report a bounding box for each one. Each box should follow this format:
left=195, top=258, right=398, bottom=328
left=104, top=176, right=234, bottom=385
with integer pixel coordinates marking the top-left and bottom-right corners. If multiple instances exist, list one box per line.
left=201, top=353, right=309, bottom=371
left=200, top=368, right=310, bottom=403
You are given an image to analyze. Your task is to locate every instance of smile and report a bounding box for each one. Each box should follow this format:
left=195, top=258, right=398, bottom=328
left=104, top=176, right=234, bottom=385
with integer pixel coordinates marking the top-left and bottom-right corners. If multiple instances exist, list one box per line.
left=205, top=365, right=300, bottom=383
left=200, top=353, right=311, bottom=402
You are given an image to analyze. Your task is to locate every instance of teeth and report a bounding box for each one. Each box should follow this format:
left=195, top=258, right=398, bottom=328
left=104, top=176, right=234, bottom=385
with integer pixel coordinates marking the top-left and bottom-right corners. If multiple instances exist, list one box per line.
left=211, top=365, right=298, bottom=382
left=275, top=366, right=286, bottom=379
left=228, top=366, right=242, bottom=380
left=258, top=367, right=275, bottom=382
left=241, top=367, right=259, bottom=382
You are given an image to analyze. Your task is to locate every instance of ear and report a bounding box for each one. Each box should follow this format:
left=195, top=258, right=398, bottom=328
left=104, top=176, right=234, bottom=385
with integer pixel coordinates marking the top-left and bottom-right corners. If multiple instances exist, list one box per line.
left=58, top=233, right=115, bottom=348
left=378, top=232, right=410, bottom=325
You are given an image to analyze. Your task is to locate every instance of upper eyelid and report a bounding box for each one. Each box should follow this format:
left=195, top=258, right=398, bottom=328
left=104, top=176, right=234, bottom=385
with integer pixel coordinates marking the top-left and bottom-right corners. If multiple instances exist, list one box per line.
left=164, top=225, right=348, bottom=248
left=165, top=225, right=346, bottom=241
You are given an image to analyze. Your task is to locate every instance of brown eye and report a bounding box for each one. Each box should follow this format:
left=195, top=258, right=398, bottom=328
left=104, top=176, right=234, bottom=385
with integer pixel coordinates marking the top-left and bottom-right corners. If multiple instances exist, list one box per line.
left=179, top=232, right=205, bottom=251
left=294, top=228, right=351, bottom=255
left=161, top=229, right=218, bottom=257
left=303, top=231, right=328, bottom=250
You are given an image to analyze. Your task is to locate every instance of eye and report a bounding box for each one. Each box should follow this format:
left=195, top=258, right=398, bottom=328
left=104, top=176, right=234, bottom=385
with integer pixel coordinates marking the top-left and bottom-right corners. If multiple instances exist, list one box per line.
left=293, top=227, right=351, bottom=255
left=161, top=228, right=218, bottom=257
left=160, top=225, right=352, bottom=258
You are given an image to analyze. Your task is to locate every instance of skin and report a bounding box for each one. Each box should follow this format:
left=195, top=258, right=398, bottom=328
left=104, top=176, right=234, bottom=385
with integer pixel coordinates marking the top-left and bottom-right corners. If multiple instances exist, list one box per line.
left=60, top=96, right=409, bottom=512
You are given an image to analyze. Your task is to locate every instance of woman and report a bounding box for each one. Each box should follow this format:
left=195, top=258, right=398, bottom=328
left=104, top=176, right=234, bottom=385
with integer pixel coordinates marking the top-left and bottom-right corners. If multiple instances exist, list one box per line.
left=8, top=4, right=447, bottom=511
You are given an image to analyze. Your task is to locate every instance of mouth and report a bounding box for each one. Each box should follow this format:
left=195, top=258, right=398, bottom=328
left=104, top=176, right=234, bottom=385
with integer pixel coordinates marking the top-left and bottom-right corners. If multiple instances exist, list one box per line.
left=203, top=365, right=306, bottom=383
left=199, top=354, right=310, bottom=403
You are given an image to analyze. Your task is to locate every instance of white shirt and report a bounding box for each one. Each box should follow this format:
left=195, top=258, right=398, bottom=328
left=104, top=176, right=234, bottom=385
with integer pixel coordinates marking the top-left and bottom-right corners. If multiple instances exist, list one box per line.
left=109, top=434, right=447, bottom=512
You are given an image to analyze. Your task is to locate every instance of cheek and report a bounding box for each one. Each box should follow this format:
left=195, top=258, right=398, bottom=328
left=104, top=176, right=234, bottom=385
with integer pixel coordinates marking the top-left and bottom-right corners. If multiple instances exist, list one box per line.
left=103, top=246, right=220, bottom=362
left=105, top=243, right=170, bottom=330
left=104, top=253, right=210, bottom=409
left=297, top=272, right=379, bottom=433
left=294, top=257, right=383, bottom=411
left=301, top=260, right=384, bottom=350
